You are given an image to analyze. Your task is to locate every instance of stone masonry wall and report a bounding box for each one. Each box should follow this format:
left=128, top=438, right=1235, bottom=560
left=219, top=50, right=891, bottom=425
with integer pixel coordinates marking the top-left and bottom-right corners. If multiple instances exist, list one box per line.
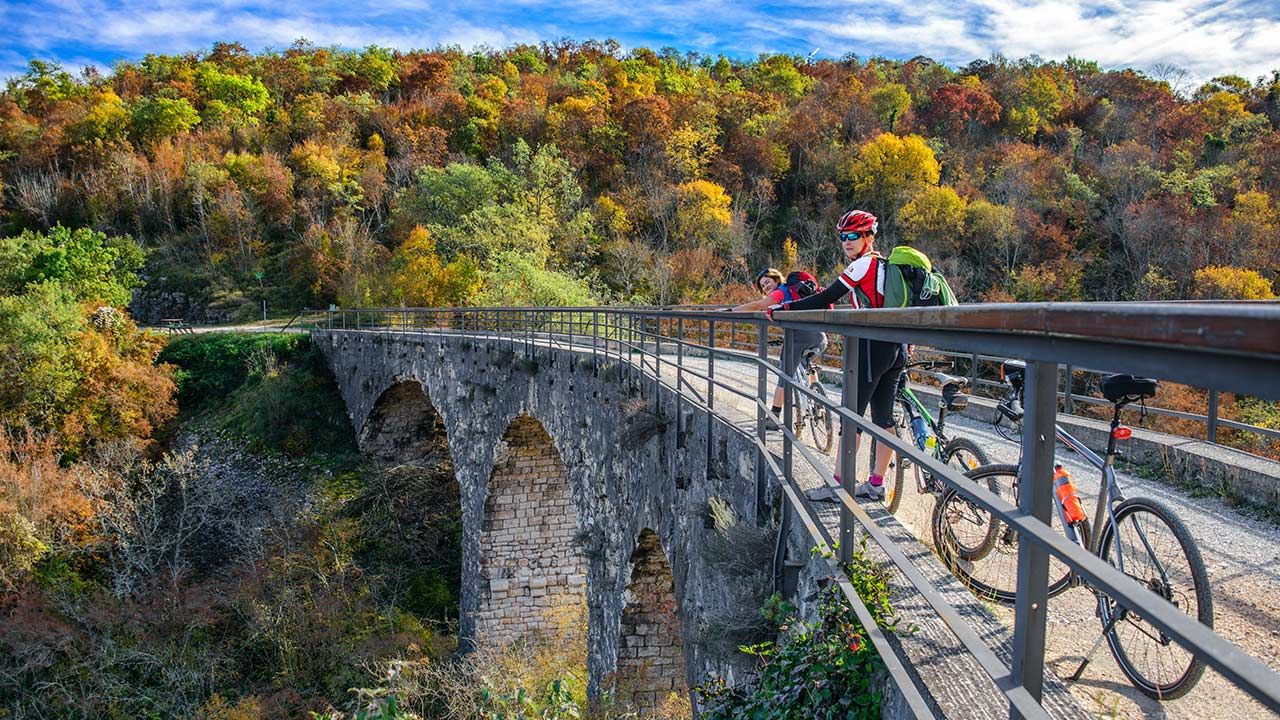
left=358, top=380, right=444, bottom=462
left=475, top=414, right=588, bottom=643
left=317, top=329, right=765, bottom=702
left=615, top=529, right=688, bottom=714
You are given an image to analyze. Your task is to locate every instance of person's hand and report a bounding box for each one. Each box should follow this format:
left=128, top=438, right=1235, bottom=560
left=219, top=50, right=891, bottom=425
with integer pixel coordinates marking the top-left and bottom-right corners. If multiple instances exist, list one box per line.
left=765, top=305, right=779, bottom=321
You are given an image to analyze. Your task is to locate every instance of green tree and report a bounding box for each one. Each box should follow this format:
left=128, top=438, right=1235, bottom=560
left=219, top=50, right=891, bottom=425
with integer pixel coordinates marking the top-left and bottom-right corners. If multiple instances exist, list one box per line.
left=131, top=95, right=200, bottom=141
left=870, top=83, right=911, bottom=132
left=2, top=226, right=144, bottom=307
left=195, top=63, right=271, bottom=124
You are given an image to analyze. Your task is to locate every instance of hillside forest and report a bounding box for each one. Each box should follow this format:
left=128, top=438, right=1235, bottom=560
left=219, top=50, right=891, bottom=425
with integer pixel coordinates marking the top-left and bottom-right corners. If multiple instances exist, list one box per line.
left=0, top=39, right=1279, bottom=719
left=2, top=40, right=1278, bottom=318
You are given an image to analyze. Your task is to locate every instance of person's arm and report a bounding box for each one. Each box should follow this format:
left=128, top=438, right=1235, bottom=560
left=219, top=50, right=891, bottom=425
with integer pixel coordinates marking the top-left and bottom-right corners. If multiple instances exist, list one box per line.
left=730, top=297, right=776, bottom=312
left=771, top=282, right=847, bottom=312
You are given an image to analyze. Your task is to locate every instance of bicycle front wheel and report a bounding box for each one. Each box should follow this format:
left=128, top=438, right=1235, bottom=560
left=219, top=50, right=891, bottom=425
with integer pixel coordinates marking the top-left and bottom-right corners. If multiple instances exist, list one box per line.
left=886, top=399, right=913, bottom=513
left=808, top=382, right=835, bottom=454
left=991, top=402, right=1023, bottom=443
left=1098, top=497, right=1212, bottom=700
left=932, top=463, right=1083, bottom=604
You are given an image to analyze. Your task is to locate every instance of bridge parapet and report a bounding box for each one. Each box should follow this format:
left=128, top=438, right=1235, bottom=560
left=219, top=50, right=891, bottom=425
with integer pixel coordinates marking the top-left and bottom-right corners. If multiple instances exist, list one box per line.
left=317, top=301, right=1280, bottom=719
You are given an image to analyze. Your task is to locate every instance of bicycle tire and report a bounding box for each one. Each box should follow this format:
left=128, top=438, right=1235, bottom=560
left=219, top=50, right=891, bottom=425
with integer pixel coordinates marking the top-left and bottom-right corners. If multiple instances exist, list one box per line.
left=885, top=399, right=913, bottom=513
left=1097, top=496, right=1212, bottom=700
left=992, top=402, right=1023, bottom=443
left=937, top=437, right=992, bottom=488
left=932, top=463, right=1084, bottom=604
left=808, top=382, right=835, bottom=454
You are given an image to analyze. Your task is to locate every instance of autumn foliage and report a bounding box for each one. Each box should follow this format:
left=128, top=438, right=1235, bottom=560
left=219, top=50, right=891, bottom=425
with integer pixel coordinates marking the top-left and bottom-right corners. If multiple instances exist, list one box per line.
left=0, top=42, right=1274, bottom=317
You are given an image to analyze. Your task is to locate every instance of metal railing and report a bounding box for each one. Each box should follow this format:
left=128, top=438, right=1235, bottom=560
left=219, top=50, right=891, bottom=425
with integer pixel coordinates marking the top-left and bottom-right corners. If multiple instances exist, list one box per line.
left=320, top=302, right=1280, bottom=720
left=912, top=348, right=1280, bottom=447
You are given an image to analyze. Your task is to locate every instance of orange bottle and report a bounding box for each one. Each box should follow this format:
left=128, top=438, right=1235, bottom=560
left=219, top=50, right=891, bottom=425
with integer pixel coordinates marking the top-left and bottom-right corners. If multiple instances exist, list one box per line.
left=1053, top=465, right=1087, bottom=524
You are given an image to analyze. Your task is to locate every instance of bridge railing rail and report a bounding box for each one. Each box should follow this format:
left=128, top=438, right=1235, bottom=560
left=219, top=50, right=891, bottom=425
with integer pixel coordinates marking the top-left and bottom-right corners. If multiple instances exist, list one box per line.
left=321, top=302, right=1280, bottom=720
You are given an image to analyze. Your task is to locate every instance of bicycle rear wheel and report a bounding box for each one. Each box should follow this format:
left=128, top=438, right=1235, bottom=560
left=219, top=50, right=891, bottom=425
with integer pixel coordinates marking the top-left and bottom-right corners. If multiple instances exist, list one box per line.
left=932, top=463, right=1084, bottom=604
left=1097, top=497, right=1212, bottom=700
left=808, top=382, right=835, bottom=454
left=935, top=437, right=990, bottom=490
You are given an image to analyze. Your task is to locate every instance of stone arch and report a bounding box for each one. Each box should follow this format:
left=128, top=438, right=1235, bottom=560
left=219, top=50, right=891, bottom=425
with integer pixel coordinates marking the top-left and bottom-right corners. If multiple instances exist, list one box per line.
left=359, top=379, right=445, bottom=462
left=476, top=414, right=589, bottom=644
left=614, top=528, right=689, bottom=714
left=356, top=378, right=462, bottom=622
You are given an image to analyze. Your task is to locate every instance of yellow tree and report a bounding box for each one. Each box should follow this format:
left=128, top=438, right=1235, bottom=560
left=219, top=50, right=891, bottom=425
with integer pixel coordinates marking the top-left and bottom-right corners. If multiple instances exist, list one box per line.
left=1220, top=190, right=1278, bottom=272
left=675, top=179, right=733, bottom=248
left=899, top=186, right=967, bottom=253
left=843, top=133, right=940, bottom=232
left=1192, top=266, right=1276, bottom=299
left=385, top=226, right=482, bottom=307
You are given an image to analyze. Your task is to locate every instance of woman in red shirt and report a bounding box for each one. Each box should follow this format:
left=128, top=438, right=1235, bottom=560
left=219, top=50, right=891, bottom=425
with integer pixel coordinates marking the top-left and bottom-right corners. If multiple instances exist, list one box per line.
left=767, top=210, right=905, bottom=502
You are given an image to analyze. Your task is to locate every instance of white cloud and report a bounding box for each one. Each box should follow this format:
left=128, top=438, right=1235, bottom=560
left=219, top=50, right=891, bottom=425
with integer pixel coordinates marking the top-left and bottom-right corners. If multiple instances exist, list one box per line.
left=0, top=0, right=1276, bottom=84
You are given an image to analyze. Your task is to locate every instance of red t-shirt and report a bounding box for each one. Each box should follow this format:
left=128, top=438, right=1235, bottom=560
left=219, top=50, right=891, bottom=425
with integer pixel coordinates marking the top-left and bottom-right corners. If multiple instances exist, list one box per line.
left=837, top=255, right=884, bottom=309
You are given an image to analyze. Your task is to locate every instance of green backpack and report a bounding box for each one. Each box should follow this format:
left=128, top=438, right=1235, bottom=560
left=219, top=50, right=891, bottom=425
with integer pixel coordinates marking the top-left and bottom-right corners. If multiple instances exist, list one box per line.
left=879, top=246, right=958, bottom=308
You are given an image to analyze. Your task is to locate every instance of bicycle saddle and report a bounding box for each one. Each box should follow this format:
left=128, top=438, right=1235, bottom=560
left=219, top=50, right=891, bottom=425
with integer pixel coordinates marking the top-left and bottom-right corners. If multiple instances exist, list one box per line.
left=1101, top=374, right=1158, bottom=403
left=935, top=373, right=969, bottom=390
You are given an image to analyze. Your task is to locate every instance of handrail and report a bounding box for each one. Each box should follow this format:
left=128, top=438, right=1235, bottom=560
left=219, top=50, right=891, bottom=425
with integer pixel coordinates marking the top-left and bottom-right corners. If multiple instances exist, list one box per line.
left=317, top=303, right=1280, bottom=718
left=916, top=347, right=1280, bottom=447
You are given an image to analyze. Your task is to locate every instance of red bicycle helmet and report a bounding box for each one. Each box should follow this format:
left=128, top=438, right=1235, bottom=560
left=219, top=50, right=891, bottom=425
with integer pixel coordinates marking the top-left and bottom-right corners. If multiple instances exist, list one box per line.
left=838, top=209, right=878, bottom=235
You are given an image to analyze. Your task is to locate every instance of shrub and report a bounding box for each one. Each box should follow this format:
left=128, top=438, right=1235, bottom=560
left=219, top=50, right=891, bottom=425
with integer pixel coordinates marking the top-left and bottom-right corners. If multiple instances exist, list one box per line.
left=697, top=537, right=895, bottom=720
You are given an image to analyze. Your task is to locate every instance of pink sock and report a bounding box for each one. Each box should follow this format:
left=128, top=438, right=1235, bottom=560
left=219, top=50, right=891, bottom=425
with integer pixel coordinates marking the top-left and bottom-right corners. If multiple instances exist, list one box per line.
left=869, top=473, right=883, bottom=487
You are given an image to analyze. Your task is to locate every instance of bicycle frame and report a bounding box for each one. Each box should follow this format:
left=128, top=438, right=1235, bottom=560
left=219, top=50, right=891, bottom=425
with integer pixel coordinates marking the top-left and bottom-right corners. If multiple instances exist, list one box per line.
left=1000, top=377, right=1153, bottom=586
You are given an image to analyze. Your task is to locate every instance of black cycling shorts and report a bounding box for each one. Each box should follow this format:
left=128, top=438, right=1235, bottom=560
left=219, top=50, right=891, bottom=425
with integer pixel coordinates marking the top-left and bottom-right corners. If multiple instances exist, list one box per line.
left=854, top=339, right=905, bottom=429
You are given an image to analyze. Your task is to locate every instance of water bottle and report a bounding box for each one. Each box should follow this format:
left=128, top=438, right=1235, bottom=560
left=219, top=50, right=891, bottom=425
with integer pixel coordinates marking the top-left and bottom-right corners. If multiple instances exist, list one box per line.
left=1053, top=465, right=1087, bottom=524
left=910, top=416, right=929, bottom=450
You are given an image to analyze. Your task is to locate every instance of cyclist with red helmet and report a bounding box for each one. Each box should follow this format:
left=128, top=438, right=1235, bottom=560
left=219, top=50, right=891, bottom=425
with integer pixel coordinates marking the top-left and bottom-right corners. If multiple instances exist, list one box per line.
left=767, top=209, right=905, bottom=501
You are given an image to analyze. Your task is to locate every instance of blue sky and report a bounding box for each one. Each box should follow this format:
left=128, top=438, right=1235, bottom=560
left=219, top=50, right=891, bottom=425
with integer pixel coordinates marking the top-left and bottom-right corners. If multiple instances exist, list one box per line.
left=2, top=0, right=1278, bottom=88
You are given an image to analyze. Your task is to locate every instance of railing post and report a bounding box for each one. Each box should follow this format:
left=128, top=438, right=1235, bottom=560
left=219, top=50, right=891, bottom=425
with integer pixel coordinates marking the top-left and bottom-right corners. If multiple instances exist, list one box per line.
left=1011, top=359, right=1057, bottom=718
left=756, top=322, right=769, bottom=522
left=707, top=318, right=716, bottom=470
left=969, top=352, right=979, bottom=390
left=707, top=318, right=716, bottom=414
left=1207, top=389, right=1220, bottom=444
left=1063, top=365, right=1074, bottom=414
left=782, top=328, right=794, bottom=499
left=653, top=313, right=662, bottom=400
left=839, top=335, right=860, bottom=564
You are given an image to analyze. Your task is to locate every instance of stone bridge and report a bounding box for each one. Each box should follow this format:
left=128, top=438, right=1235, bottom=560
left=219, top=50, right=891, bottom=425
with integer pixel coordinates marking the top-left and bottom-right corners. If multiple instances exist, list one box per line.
left=314, top=300, right=1280, bottom=720
left=317, top=328, right=766, bottom=711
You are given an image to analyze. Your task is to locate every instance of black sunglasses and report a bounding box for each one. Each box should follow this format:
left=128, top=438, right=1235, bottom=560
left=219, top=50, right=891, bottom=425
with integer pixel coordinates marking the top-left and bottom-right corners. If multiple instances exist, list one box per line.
left=841, top=231, right=870, bottom=241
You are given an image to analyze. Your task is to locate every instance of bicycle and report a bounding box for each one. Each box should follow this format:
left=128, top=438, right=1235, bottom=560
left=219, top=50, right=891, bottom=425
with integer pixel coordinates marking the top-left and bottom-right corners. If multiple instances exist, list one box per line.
left=990, top=358, right=1025, bottom=442
left=795, top=346, right=835, bottom=453
left=882, top=360, right=991, bottom=513
left=770, top=339, right=835, bottom=453
left=932, top=372, right=1213, bottom=700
